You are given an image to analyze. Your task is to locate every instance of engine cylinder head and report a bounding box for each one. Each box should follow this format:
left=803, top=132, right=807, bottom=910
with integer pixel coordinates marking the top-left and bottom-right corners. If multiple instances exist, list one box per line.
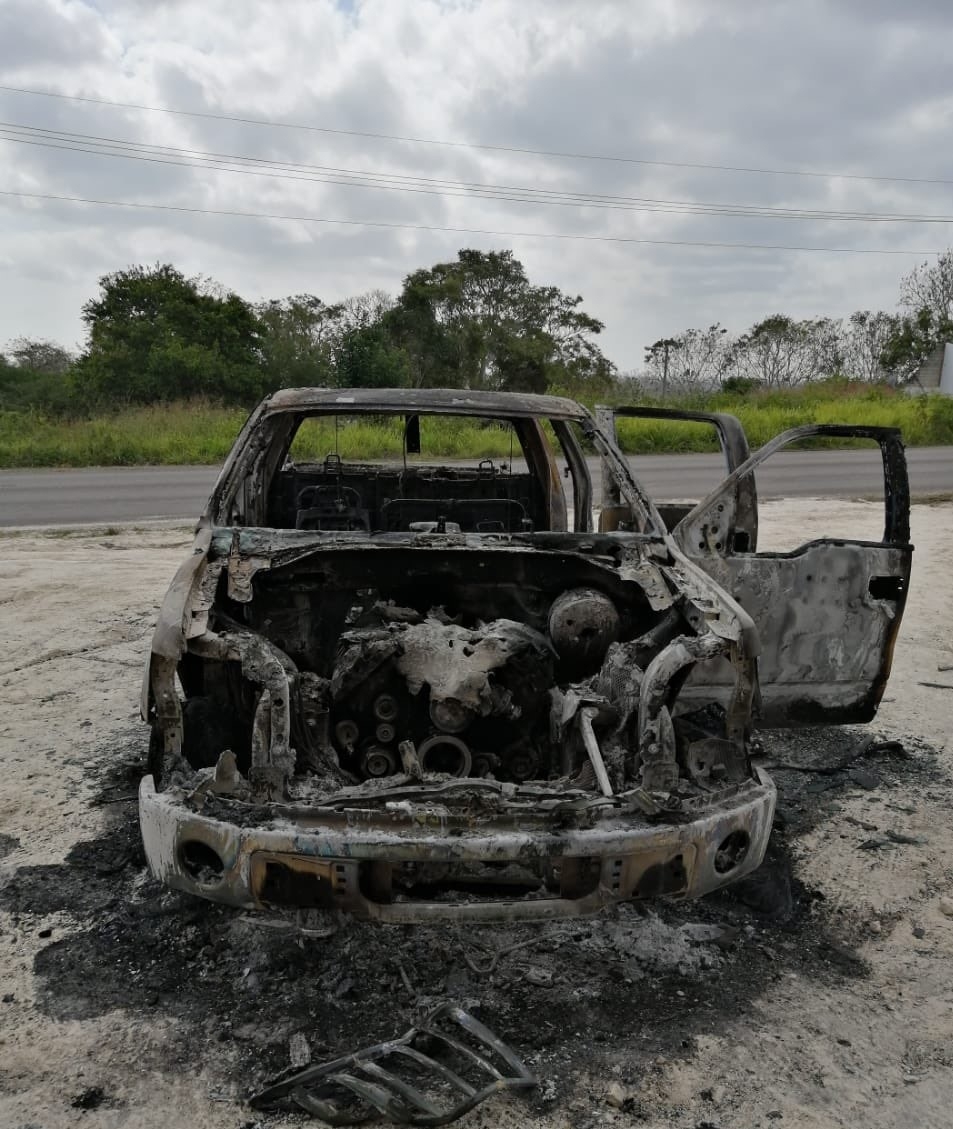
left=418, top=734, right=472, bottom=777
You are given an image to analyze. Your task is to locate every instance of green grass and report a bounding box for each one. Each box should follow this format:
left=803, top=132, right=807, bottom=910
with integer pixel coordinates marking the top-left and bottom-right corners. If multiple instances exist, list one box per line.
left=290, top=414, right=520, bottom=461
left=0, top=403, right=250, bottom=467
left=1, top=384, right=952, bottom=467
left=612, top=385, right=953, bottom=452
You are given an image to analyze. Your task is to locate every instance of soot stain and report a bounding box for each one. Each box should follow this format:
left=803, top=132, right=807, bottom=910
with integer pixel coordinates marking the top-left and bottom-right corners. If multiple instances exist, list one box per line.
left=0, top=725, right=938, bottom=1096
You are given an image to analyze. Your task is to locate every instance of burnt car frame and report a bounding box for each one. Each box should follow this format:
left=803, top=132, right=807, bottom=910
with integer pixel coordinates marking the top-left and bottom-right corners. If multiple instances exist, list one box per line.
left=139, top=388, right=911, bottom=922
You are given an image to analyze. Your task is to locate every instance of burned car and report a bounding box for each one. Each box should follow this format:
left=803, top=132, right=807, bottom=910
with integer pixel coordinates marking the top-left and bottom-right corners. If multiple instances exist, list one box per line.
left=139, top=389, right=911, bottom=922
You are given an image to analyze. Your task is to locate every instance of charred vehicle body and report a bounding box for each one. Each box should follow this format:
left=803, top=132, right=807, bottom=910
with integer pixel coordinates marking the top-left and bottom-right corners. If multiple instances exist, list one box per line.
left=140, top=389, right=912, bottom=922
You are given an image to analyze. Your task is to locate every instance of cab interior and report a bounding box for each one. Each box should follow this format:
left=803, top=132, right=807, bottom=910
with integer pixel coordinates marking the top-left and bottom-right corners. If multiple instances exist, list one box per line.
left=263, top=411, right=594, bottom=533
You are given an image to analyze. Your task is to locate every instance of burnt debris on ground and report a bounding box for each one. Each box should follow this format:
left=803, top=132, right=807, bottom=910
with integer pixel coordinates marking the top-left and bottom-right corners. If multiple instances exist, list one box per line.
left=249, top=1002, right=538, bottom=1125
left=755, top=726, right=942, bottom=837
left=0, top=722, right=942, bottom=1120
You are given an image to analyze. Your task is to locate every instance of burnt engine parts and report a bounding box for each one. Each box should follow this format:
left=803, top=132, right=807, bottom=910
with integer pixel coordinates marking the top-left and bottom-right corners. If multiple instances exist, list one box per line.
left=329, top=616, right=559, bottom=783
left=177, top=586, right=637, bottom=787
left=548, top=587, right=620, bottom=677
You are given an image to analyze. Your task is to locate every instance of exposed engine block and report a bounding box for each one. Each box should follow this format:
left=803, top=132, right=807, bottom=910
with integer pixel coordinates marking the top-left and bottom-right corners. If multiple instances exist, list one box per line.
left=329, top=617, right=557, bottom=782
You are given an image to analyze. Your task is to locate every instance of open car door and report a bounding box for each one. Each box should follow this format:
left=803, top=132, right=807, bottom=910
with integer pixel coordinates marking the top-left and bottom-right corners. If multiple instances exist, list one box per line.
left=597, top=407, right=912, bottom=727
left=595, top=405, right=758, bottom=542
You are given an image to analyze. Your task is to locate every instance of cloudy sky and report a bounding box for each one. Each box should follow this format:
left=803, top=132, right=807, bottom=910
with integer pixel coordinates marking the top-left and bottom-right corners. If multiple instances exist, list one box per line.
left=1, top=0, right=952, bottom=370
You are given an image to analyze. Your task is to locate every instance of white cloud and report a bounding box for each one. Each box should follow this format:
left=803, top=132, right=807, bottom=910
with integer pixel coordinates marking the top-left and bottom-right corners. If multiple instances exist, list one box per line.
left=1, top=0, right=951, bottom=367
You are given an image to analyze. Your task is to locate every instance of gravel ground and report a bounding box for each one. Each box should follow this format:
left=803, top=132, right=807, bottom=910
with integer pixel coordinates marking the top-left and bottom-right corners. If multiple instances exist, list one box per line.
left=1, top=499, right=951, bottom=1129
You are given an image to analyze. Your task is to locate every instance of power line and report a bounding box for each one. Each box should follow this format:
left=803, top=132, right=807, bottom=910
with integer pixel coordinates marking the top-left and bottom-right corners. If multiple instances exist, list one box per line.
left=4, top=123, right=953, bottom=225
left=7, top=121, right=873, bottom=214
left=0, top=187, right=940, bottom=254
left=2, top=82, right=952, bottom=188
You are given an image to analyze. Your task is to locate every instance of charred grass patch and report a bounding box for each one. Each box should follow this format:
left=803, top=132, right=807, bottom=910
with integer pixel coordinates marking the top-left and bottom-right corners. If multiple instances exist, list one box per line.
left=1, top=725, right=941, bottom=1112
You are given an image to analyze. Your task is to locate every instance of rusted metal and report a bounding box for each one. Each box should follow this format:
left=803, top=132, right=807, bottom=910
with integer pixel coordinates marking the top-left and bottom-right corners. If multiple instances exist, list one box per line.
left=139, top=387, right=911, bottom=922
left=138, top=770, right=776, bottom=922
left=674, top=422, right=910, bottom=553
left=578, top=706, right=614, bottom=797
left=670, top=423, right=912, bottom=726
left=638, top=633, right=730, bottom=791
left=249, top=1002, right=536, bottom=1125
left=595, top=404, right=757, bottom=545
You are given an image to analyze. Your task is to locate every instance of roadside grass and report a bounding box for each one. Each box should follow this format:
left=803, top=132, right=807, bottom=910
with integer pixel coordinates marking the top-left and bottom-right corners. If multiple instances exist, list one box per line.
left=1, top=384, right=952, bottom=467
left=0, top=403, right=250, bottom=467
left=612, top=384, right=953, bottom=452
left=289, top=415, right=519, bottom=460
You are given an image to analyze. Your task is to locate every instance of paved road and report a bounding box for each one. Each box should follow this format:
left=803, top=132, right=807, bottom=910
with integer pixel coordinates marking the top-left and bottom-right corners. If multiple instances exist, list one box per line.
left=2, top=447, right=951, bottom=527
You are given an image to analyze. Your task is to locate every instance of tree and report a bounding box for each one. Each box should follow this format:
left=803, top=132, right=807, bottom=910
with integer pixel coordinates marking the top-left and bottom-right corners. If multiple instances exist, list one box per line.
left=840, top=311, right=902, bottom=384
left=727, top=315, right=840, bottom=388
left=884, top=251, right=953, bottom=384
left=531, top=282, right=612, bottom=389
left=899, top=251, right=953, bottom=326
left=643, top=325, right=730, bottom=395
left=0, top=337, right=77, bottom=413
left=385, top=249, right=612, bottom=392
left=339, top=289, right=395, bottom=332
left=643, top=337, right=679, bottom=398
left=75, top=264, right=263, bottom=405
left=5, top=337, right=74, bottom=374
left=880, top=306, right=953, bottom=384
left=335, top=321, right=411, bottom=389
left=255, top=294, right=342, bottom=389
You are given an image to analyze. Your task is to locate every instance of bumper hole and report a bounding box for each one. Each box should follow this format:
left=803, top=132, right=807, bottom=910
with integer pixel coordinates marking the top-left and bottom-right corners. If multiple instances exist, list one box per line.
left=714, top=830, right=750, bottom=875
left=180, top=840, right=225, bottom=884
left=259, top=860, right=335, bottom=908
left=632, top=854, right=687, bottom=898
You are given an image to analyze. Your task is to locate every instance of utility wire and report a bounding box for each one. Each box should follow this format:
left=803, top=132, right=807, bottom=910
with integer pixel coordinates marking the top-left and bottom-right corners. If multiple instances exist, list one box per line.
left=8, top=120, right=898, bottom=214
left=1, top=82, right=952, bottom=187
left=0, top=188, right=940, bottom=254
left=0, top=120, right=935, bottom=216
left=3, top=124, right=953, bottom=225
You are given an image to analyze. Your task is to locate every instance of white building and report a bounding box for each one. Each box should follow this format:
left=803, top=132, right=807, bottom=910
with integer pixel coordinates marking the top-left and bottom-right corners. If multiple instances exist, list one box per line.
left=911, top=343, right=953, bottom=395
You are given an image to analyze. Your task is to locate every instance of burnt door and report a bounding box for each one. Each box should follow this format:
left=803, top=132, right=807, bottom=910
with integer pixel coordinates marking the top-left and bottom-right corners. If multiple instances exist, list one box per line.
left=671, top=424, right=912, bottom=725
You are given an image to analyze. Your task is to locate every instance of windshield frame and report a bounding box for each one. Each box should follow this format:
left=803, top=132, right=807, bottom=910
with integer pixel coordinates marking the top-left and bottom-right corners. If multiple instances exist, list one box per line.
left=205, top=392, right=666, bottom=538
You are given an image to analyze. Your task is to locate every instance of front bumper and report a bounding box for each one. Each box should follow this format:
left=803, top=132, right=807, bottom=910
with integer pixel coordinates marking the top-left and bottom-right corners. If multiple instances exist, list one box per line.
left=139, top=772, right=776, bottom=924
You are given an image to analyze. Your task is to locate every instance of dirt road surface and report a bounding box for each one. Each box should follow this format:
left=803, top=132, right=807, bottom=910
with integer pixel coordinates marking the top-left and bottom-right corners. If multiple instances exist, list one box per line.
left=1, top=501, right=952, bottom=1129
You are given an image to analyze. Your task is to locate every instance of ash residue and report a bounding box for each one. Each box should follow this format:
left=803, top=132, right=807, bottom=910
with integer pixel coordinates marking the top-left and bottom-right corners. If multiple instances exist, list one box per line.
left=756, top=725, right=942, bottom=835
left=0, top=723, right=939, bottom=1108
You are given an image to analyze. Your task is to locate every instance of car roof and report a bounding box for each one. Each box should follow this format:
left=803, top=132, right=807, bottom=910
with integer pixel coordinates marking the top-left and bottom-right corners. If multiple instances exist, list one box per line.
left=262, top=386, right=589, bottom=421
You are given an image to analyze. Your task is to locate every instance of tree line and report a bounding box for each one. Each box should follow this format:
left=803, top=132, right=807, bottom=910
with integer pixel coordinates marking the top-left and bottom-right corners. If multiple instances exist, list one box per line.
left=640, top=252, right=953, bottom=395
left=3, top=246, right=953, bottom=415
left=0, top=250, right=613, bottom=415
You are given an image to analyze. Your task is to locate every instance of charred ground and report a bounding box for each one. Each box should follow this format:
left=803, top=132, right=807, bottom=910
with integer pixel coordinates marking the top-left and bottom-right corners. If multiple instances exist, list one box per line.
left=0, top=721, right=941, bottom=1123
